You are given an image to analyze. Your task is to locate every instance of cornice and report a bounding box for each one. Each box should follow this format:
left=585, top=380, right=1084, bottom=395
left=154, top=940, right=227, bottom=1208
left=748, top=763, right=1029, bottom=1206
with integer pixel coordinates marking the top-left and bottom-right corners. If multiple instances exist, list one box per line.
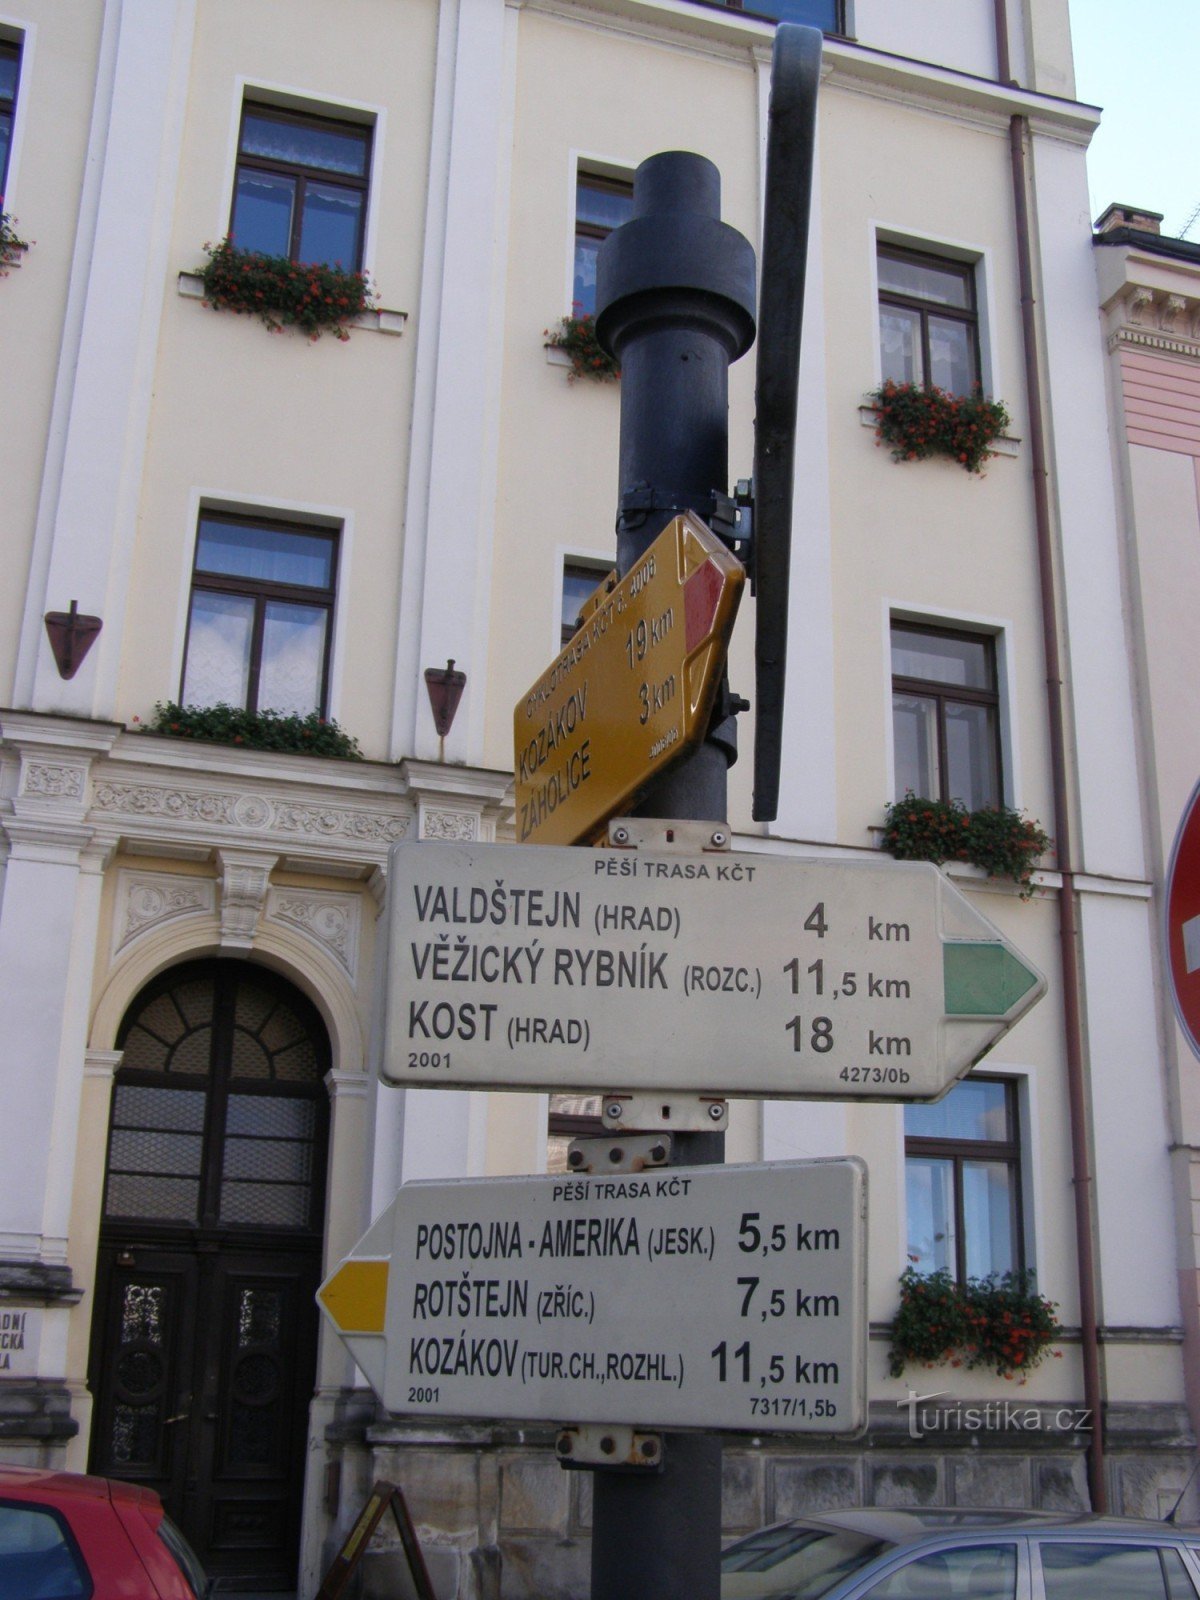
left=1103, top=280, right=1200, bottom=361
left=0, top=711, right=122, bottom=757
left=0, top=715, right=518, bottom=876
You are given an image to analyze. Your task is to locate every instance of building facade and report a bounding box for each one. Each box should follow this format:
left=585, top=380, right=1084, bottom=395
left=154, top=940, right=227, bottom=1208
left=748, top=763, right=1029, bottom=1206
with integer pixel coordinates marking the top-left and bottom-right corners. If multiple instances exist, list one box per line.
left=1094, top=200, right=1200, bottom=1486
left=0, top=1, right=1194, bottom=1595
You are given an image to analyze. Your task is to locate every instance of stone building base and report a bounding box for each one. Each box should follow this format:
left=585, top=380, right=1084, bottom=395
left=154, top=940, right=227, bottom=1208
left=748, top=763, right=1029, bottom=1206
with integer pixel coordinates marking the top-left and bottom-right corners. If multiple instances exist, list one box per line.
left=318, top=1399, right=1199, bottom=1600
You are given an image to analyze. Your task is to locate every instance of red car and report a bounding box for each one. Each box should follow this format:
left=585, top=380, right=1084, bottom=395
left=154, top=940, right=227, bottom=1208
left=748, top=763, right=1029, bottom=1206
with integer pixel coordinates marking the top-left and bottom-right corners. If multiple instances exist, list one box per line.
left=0, top=1465, right=209, bottom=1599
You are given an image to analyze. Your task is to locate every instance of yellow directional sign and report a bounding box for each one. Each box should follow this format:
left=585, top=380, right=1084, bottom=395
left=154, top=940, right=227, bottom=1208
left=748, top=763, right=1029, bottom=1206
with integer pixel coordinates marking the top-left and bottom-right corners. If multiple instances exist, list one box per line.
left=514, top=512, right=744, bottom=846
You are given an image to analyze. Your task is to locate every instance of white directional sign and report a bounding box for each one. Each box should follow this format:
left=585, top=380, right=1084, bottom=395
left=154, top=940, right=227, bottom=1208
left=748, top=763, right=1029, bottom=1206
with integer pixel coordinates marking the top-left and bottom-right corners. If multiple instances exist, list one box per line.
left=383, top=839, right=1045, bottom=1100
left=318, top=1158, right=866, bottom=1435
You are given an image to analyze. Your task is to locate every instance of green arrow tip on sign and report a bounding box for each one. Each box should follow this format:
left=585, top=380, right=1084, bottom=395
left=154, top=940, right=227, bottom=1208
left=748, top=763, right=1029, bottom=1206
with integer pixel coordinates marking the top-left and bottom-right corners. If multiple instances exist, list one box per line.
left=944, top=942, right=1040, bottom=1017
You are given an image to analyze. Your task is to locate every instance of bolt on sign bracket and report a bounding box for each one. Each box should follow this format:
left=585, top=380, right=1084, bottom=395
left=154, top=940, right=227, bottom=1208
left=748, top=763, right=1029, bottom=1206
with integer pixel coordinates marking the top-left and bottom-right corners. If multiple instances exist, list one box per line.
left=566, top=1133, right=674, bottom=1175
left=607, top=816, right=732, bottom=853
left=601, top=1093, right=728, bottom=1134
left=556, top=1425, right=664, bottom=1471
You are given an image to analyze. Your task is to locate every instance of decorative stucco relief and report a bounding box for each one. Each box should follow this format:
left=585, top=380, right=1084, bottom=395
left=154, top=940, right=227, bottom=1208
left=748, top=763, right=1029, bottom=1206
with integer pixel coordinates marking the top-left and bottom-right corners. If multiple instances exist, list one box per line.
left=217, top=852, right=276, bottom=949
left=23, top=763, right=86, bottom=801
left=113, top=871, right=216, bottom=955
left=91, top=780, right=410, bottom=848
left=267, top=888, right=362, bottom=979
left=420, top=807, right=478, bottom=842
left=1107, top=283, right=1200, bottom=355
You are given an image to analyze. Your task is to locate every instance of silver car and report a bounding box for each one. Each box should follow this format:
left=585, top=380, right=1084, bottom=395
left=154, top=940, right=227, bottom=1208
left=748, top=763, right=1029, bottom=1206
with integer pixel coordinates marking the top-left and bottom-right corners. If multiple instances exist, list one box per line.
left=719, top=1507, right=1200, bottom=1599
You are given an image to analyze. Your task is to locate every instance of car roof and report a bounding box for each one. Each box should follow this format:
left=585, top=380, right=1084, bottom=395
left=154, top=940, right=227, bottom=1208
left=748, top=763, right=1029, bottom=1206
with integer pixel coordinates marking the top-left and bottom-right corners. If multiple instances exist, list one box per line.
left=754, top=1508, right=1200, bottom=1546
left=0, top=1463, right=160, bottom=1514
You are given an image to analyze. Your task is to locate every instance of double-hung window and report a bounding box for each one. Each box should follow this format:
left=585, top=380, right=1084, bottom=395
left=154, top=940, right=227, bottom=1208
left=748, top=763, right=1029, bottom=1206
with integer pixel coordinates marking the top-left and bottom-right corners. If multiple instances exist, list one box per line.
left=891, top=622, right=1001, bottom=811
left=231, top=103, right=371, bottom=269
left=0, top=38, right=21, bottom=196
left=878, top=245, right=980, bottom=395
left=181, top=513, right=338, bottom=719
left=573, top=172, right=633, bottom=318
left=904, top=1076, right=1022, bottom=1284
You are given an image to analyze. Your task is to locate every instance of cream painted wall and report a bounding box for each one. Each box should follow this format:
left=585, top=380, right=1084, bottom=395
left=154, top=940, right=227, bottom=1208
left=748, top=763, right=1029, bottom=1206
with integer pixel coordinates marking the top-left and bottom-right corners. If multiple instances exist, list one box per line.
left=110, top=0, right=438, bottom=758
left=813, top=88, right=1051, bottom=845
left=1126, top=447, right=1200, bottom=1149
left=853, top=0, right=997, bottom=79
left=0, top=3, right=107, bottom=702
left=483, top=6, right=762, bottom=781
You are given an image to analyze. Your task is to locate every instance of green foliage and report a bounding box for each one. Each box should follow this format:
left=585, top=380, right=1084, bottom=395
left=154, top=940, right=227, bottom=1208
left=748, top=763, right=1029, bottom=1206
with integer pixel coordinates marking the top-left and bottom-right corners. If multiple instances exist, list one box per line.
left=198, top=237, right=378, bottom=340
left=139, top=702, right=363, bottom=760
left=882, top=793, right=1051, bottom=897
left=966, top=804, right=1053, bottom=888
left=544, top=310, right=620, bottom=382
left=889, top=1266, right=1062, bottom=1383
left=867, top=380, right=1011, bottom=473
left=0, top=201, right=29, bottom=275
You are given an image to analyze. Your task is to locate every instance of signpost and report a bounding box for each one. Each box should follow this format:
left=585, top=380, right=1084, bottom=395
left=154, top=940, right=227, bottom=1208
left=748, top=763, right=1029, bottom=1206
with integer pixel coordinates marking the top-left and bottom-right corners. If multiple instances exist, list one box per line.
left=1166, top=777, right=1200, bottom=1059
left=329, top=29, right=1047, bottom=1600
left=318, top=1158, right=866, bottom=1436
left=513, top=512, right=743, bottom=847
left=382, top=837, right=1045, bottom=1100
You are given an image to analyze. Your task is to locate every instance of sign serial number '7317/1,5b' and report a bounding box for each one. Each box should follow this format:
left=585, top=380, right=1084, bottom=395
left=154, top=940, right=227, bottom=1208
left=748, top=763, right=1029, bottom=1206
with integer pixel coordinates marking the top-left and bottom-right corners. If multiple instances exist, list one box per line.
left=382, top=839, right=1045, bottom=1102
left=318, top=1157, right=867, bottom=1436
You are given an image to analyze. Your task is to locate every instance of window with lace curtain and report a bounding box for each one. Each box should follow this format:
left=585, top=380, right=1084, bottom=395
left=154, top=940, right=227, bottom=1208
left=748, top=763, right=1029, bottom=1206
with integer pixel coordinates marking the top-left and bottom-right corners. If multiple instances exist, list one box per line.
left=231, top=101, right=371, bottom=270
left=180, top=512, right=339, bottom=718
left=878, top=244, right=981, bottom=397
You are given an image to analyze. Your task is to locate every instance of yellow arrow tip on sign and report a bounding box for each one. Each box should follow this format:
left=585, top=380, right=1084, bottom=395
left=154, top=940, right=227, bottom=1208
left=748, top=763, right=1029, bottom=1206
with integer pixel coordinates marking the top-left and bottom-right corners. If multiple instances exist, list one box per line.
left=318, top=1258, right=389, bottom=1334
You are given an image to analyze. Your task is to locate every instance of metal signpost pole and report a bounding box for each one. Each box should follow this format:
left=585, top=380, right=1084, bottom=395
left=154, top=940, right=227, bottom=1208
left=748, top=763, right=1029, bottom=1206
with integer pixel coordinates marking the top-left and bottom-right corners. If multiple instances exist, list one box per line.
left=588, top=150, right=755, bottom=1600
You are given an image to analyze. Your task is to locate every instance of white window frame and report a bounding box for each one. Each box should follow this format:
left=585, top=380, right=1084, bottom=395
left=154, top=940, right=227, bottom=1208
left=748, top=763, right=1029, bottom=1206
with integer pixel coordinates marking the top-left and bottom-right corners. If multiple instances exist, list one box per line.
left=0, top=17, right=32, bottom=205
left=566, top=151, right=635, bottom=316
left=555, top=545, right=613, bottom=657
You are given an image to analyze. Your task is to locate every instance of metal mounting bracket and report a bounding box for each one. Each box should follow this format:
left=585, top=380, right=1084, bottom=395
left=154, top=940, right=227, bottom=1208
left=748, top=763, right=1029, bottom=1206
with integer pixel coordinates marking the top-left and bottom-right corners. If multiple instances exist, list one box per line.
left=556, top=1425, right=664, bottom=1471
left=566, top=1132, right=673, bottom=1175
left=601, top=1092, right=728, bottom=1135
left=606, top=817, right=732, bottom=852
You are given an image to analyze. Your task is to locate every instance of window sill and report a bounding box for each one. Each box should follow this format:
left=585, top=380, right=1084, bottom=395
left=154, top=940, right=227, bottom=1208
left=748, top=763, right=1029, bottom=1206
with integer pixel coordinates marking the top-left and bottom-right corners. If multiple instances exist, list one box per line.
left=858, top=404, right=1020, bottom=458
left=545, top=345, right=573, bottom=369
left=177, top=271, right=407, bottom=336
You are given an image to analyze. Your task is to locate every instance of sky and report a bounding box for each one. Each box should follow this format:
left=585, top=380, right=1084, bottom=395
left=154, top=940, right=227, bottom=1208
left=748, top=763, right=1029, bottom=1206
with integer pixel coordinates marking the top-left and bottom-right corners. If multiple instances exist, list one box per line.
left=1067, top=0, right=1200, bottom=237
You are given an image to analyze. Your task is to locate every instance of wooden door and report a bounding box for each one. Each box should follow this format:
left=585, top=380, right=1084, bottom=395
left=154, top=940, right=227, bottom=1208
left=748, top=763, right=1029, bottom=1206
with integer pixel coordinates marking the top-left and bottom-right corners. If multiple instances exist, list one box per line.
left=89, top=960, right=330, bottom=1589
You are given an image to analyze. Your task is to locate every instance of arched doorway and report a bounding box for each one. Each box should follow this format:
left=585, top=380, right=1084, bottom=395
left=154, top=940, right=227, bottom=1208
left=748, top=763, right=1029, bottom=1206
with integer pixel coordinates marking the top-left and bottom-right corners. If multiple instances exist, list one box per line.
left=87, top=958, right=331, bottom=1589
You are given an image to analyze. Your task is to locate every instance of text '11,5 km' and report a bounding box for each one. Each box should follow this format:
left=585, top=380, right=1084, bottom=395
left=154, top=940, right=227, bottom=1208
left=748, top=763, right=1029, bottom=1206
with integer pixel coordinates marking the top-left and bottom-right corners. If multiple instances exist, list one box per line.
left=317, top=1158, right=867, bottom=1436
left=382, top=839, right=1046, bottom=1101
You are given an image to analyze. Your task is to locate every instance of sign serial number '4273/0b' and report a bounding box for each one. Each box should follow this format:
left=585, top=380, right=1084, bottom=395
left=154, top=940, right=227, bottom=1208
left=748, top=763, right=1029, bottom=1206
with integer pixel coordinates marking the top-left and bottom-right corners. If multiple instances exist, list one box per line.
left=383, top=840, right=1045, bottom=1101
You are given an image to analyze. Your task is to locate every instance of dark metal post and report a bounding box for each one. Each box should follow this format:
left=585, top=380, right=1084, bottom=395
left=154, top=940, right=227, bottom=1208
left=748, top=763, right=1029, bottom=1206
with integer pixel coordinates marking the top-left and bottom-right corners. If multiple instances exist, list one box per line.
left=589, top=151, right=756, bottom=1600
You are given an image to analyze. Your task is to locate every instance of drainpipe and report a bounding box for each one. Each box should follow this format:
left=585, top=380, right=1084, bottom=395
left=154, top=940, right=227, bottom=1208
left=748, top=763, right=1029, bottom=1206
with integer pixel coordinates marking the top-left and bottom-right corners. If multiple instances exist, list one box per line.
left=993, top=0, right=1106, bottom=1510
